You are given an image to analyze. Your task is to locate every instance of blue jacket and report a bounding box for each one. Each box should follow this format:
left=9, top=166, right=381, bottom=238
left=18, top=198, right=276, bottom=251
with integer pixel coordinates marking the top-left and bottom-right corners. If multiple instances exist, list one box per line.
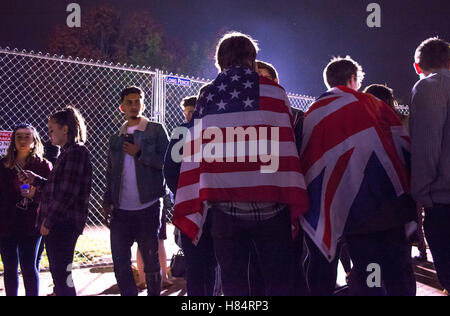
left=103, top=117, right=169, bottom=209
left=163, top=123, right=189, bottom=197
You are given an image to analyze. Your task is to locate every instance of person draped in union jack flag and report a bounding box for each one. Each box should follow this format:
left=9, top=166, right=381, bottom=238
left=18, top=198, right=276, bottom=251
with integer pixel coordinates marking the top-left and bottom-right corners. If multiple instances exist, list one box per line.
left=301, top=56, right=417, bottom=296
left=171, top=32, right=309, bottom=296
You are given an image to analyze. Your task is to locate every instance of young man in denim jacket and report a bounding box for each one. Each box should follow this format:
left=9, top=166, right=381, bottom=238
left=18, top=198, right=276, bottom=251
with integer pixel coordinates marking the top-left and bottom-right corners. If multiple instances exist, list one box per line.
left=102, top=86, right=169, bottom=296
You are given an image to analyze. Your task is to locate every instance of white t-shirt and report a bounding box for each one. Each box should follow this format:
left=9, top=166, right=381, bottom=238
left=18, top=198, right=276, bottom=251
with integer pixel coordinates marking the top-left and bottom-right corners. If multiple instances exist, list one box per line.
left=119, top=125, right=157, bottom=210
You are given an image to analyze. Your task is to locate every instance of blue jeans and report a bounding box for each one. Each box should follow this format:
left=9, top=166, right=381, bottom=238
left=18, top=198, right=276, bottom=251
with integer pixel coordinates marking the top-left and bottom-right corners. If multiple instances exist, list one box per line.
left=0, top=236, right=42, bottom=296
left=110, top=202, right=161, bottom=296
left=424, top=204, right=450, bottom=290
left=210, top=207, right=295, bottom=296
left=346, top=226, right=416, bottom=296
left=45, top=224, right=80, bottom=296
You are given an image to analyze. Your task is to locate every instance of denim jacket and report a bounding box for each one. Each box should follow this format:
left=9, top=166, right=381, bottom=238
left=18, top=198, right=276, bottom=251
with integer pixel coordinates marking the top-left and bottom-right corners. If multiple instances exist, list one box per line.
left=103, top=117, right=169, bottom=209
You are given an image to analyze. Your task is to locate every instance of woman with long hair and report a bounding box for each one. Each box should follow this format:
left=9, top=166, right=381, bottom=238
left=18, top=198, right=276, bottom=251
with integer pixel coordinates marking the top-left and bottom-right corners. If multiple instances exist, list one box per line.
left=20, top=106, right=93, bottom=296
left=0, top=123, right=52, bottom=296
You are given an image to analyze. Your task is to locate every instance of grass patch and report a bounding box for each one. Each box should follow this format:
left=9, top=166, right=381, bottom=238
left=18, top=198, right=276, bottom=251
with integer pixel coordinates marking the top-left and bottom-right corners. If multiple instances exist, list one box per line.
left=0, top=234, right=111, bottom=272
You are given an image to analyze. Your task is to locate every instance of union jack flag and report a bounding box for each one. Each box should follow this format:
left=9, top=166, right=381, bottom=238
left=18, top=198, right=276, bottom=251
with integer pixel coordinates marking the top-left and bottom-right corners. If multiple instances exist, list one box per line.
left=300, top=86, right=410, bottom=261
left=172, top=66, right=309, bottom=242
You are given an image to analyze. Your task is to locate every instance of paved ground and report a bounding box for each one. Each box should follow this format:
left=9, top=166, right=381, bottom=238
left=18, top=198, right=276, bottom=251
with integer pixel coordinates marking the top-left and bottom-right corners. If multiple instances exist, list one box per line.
left=0, top=224, right=447, bottom=296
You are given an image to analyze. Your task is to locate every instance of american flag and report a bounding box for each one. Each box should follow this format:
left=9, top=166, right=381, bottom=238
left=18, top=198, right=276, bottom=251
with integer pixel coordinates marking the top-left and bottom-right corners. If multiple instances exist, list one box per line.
left=172, top=66, right=309, bottom=242
left=300, top=86, right=410, bottom=261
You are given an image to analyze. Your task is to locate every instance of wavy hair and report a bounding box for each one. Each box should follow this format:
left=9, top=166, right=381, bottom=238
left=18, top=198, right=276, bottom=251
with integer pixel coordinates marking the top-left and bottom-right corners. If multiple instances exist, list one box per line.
left=3, top=123, right=44, bottom=168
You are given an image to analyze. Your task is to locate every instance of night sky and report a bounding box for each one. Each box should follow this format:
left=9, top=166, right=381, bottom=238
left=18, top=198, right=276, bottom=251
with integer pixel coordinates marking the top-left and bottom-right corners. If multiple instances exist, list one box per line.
left=0, top=0, right=449, bottom=103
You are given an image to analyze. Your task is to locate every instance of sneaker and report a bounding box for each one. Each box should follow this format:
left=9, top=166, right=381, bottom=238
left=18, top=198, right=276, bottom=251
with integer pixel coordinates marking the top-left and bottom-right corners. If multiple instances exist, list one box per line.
left=162, top=279, right=174, bottom=288
left=137, top=282, right=147, bottom=290
left=131, top=265, right=143, bottom=284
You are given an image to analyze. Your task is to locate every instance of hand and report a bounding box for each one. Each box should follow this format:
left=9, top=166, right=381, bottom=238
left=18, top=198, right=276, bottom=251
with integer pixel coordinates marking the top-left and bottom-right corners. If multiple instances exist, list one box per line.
left=21, top=185, right=36, bottom=199
left=102, top=205, right=113, bottom=228
left=18, top=170, right=37, bottom=185
left=40, top=224, right=50, bottom=236
left=123, top=142, right=141, bottom=157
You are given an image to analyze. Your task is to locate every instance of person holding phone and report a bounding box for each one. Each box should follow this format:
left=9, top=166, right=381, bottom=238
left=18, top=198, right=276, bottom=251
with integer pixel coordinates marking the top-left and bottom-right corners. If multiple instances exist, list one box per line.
left=0, top=123, right=51, bottom=296
left=102, top=86, right=169, bottom=296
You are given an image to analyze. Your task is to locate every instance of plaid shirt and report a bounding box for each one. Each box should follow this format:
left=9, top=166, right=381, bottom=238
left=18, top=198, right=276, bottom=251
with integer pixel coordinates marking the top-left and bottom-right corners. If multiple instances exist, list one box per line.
left=210, top=202, right=287, bottom=221
left=36, top=142, right=93, bottom=234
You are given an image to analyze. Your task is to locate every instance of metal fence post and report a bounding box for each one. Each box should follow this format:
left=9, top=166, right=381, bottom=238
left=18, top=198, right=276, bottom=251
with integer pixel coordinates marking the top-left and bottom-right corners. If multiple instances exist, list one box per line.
left=153, top=69, right=166, bottom=125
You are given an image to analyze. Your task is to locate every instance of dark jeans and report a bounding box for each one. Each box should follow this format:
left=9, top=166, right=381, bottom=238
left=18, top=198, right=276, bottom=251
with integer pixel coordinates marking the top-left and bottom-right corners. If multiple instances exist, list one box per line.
left=304, top=235, right=340, bottom=296
left=0, top=236, right=42, bottom=296
left=36, top=238, right=45, bottom=272
left=248, top=242, right=265, bottom=296
left=211, top=207, right=295, bottom=296
left=110, top=202, right=161, bottom=296
left=346, top=226, right=416, bottom=296
left=45, top=224, right=80, bottom=296
left=249, top=230, right=308, bottom=296
left=291, top=232, right=309, bottom=296
left=424, top=204, right=450, bottom=290
left=180, top=213, right=218, bottom=296
left=416, top=206, right=427, bottom=257
left=340, top=242, right=352, bottom=273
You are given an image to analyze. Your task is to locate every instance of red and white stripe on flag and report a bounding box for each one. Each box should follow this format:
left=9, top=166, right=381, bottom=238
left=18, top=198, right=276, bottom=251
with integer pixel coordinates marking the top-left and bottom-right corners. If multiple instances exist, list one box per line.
left=172, top=76, right=309, bottom=242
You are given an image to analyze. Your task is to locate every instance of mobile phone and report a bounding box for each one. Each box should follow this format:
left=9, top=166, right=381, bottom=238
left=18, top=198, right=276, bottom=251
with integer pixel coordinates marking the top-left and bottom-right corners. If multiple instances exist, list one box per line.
left=15, top=163, right=28, bottom=180
left=14, top=163, right=24, bottom=174
left=124, top=134, right=134, bottom=144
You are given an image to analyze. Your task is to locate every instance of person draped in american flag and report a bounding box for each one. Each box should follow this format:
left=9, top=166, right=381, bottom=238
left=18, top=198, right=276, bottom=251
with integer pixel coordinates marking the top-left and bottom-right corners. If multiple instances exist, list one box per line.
left=301, top=56, right=417, bottom=296
left=171, top=32, right=309, bottom=296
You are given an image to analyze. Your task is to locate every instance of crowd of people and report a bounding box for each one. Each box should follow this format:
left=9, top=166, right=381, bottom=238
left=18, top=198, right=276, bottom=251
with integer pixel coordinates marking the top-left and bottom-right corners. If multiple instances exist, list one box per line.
left=0, top=32, right=448, bottom=296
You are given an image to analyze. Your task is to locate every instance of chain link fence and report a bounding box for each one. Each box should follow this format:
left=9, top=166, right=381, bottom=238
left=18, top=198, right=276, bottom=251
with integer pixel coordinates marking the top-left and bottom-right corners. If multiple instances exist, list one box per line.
left=162, top=75, right=315, bottom=136
left=0, top=47, right=315, bottom=269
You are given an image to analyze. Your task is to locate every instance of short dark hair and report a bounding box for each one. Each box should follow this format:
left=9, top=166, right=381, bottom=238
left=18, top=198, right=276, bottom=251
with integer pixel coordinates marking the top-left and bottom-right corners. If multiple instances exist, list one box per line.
left=120, top=86, right=144, bottom=103
left=415, top=37, right=450, bottom=71
left=363, top=84, right=396, bottom=108
left=181, top=96, right=197, bottom=109
left=256, top=60, right=279, bottom=81
left=215, top=32, right=259, bottom=72
left=50, top=106, right=87, bottom=144
left=323, top=56, right=365, bottom=89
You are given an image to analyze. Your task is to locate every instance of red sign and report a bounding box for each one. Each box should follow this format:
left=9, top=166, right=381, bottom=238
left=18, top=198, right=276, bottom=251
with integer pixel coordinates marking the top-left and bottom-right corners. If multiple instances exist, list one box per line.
left=0, top=131, right=12, bottom=140
left=0, top=131, right=12, bottom=156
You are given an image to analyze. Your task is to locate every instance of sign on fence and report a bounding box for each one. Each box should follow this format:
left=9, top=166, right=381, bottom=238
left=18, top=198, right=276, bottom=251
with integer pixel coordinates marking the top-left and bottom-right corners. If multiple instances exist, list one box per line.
left=0, top=131, right=12, bottom=157
left=166, top=76, right=191, bottom=87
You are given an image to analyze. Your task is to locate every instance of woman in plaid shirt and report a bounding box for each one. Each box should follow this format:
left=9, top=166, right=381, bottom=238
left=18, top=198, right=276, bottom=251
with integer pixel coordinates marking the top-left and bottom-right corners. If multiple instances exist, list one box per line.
left=20, top=107, right=93, bottom=296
